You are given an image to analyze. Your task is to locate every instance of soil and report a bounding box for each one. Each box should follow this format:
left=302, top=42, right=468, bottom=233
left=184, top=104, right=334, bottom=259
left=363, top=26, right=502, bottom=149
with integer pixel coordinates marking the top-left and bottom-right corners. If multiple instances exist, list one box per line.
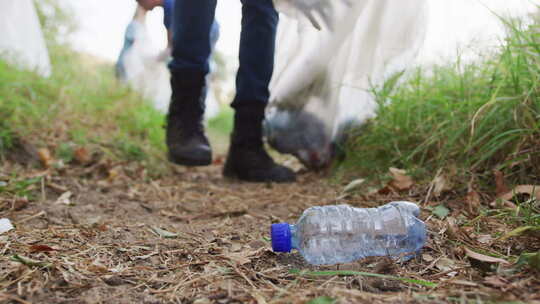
left=1, top=148, right=539, bottom=304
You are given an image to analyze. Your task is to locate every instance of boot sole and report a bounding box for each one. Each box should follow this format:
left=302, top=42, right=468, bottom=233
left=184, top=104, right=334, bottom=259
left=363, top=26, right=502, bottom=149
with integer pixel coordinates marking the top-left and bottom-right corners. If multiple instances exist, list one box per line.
left=168, top=154, right=212, bottom=167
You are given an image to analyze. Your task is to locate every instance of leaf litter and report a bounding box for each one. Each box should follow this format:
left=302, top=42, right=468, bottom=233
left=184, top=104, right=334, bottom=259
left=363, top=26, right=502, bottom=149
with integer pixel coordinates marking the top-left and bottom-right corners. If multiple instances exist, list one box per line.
left=0, top=154, right=539, bottom=303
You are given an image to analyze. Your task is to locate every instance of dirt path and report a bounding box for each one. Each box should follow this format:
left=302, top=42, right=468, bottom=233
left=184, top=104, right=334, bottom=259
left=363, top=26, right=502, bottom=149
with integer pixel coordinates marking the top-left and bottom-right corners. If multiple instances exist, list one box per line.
left=1, top=155, right=539, bottom=303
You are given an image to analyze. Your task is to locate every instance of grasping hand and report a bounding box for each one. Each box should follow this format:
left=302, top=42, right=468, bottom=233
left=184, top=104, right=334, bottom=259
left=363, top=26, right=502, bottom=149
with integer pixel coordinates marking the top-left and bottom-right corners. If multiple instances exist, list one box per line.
left=286, top=0, right=352, bottom=30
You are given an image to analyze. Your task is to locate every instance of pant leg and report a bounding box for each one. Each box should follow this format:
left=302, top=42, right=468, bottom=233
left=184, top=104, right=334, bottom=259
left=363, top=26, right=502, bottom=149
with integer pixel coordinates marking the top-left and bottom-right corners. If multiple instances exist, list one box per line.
left=168, top=0, right=217, bottom=75
left=232, top=0, right=279, bottom=109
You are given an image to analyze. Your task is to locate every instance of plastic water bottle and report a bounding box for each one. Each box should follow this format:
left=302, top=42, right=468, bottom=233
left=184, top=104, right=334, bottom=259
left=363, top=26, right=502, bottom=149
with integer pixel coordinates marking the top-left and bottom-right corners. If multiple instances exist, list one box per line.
left=271, top=202, right=426, bottom=265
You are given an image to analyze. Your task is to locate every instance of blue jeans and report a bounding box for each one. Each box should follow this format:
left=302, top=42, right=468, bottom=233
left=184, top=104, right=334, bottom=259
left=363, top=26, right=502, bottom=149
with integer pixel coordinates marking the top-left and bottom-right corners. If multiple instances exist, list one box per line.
left=168, top=0, right=279, bottom=108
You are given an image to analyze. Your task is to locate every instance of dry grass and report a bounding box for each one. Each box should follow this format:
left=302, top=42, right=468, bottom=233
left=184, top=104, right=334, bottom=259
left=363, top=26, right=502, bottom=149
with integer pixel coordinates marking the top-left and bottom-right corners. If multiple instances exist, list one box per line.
left=1, top=147, right=539, bottom=304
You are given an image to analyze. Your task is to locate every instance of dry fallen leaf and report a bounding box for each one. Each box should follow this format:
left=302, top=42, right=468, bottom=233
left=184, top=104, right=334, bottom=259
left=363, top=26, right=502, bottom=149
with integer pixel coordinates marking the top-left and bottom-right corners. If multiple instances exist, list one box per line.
left=13, top=197, right=30, bottom=211
left=87, top=264, right=109, bottom=273
left=432, top=174, right=452, bottom=197
left=343, top=179, right=366, bottom=194
left=213, top=155, right=224, bottom=166
left=490, top=185, right=539, bottom=208
left=484, top=275, right=510, bottom=288
left=422, top=254, right=435, bottom=263
left=466, top=190, right=481, bottom=214
left=476, top=234, right=493, bottom=244
left=464, top=247, right=510, bottom=265
left=230, top=242, right=243, bottom=252
left=489, top=199, right=518, bottom=209
left=251, top=292, right=268, bottom=304
left=224, top=248, right=266, bottom=266
left=448, top=280, right=478, bottom=287
left=435, top=257, right=456, bottom=272
left=377, top=186, right=392, bottom=195
left=29, top=244, right=55, bottom=253
left=74, top=147, right=92, bottom=165
left=55, top=191, right=73, bottom=205
left=435, top=258, right=459, bottom=277
left=445, top=217, right=460, bottom=240
left=499, top=185, right=540, bottom=201
left=248, top=240, right=267, bottom=250
left=338, top=179, right=366, bottom=199
left=193, top=298, right=212, bottom=304
left=107, top=169, right=119, bottom=182
left=388, top=168, right=414, bottom=191
left=445, top=218, right=474, bottom=243
left=37, top=148, right=53, bottom=168
left=225, top=252, right=252, bottom=265
left=150, top=226, right=178, bottom=239
left=493, top=170, right=510, bottom=197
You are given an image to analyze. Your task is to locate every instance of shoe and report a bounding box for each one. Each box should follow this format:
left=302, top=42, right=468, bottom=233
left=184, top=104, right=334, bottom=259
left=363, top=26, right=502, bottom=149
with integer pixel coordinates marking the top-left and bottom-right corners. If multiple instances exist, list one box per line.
left=223, top=104, right=296, bottom=183
left=166, top=71, right=212, bottom=166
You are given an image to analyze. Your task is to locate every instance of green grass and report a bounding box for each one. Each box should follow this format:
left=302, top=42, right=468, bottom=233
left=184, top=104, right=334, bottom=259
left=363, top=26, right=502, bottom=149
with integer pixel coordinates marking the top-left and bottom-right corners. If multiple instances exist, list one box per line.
left=0, top=1, right=170, bottom=170
left=340, top=18, right=540, bottom=186
left=0, top=44, right=168, bottom=170
left=0, top=176, right=42, bottom=199
left=208, top=105, right=234, bottom=136
left=307, top=296, right=337, bottom=304
left=290, top=269, right=438, bottom=288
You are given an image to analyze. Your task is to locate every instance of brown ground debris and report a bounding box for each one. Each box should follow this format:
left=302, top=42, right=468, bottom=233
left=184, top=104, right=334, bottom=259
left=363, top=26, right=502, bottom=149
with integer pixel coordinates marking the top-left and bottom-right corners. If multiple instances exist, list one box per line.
left=1, top=155, right=539, bottom=304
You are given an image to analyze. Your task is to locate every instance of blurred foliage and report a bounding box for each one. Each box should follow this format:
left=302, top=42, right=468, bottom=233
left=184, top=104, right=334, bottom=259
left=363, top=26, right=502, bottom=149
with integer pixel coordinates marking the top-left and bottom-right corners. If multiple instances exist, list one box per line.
left=34, top=0, right=76, bottom=46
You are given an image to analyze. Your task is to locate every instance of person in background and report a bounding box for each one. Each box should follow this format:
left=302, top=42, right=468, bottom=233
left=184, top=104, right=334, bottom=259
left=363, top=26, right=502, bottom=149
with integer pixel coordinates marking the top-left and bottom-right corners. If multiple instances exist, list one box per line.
left=134, top=0, right=174, bottom=61
left=117, top=1, right=220, bottom=109
left=137, top=0, right=296, bottom=183
left=134, top=0, right=222, bottom=62
left=115, top=5, right=147, bottom=82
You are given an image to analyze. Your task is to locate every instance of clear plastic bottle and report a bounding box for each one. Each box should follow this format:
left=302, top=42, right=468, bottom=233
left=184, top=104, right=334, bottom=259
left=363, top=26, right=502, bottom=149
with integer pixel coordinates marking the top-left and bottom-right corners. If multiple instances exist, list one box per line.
left=271, top=202, right=426, bottom=265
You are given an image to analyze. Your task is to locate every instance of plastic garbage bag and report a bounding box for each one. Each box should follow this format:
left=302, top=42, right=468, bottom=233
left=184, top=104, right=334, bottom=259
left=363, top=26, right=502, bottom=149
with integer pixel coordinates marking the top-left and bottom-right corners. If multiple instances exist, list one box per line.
left=116, top=18, right=172, bottom=113
left=0, top=0, right=52, bottom=77
left=116, top=11, right=220, bottom=119
left=266, top=0, right=428, bottom=169
left=0, top=218, right=14, bottom=234
left=267, top=0, right=536, bottom=170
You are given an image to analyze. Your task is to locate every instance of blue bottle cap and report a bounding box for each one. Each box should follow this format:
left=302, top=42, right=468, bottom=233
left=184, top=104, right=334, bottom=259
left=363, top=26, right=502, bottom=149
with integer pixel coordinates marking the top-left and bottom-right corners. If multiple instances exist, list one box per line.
left=271, top=223, right=292, bottom=253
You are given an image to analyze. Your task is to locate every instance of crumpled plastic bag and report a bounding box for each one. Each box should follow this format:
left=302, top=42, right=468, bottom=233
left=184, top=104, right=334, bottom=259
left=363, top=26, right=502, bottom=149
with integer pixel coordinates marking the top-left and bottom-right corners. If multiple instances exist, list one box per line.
left=267, top=0, right=537, bottom=170
left=116, top=16, right=220, bottom=119
left=0, top=218, right=14, bottom=234
left=266, top=0, right=428, bottom=169
left=0, top=0, right=52, bottom=77
left=116, top=19, right=173, bottom=113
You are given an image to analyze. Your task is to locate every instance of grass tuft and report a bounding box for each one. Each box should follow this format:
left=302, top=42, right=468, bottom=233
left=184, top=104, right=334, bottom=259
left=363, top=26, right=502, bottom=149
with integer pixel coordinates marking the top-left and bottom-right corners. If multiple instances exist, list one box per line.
left=341, top=17, right=540, bottom=186
left=0, top=44, right=168, bottom=170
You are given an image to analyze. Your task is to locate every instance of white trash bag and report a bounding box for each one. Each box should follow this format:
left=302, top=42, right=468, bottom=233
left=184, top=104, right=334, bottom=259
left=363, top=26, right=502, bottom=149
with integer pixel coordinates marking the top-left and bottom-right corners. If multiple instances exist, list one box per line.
left=117, top=18, right=172, bottom=113
left=267, top=0, right=428, bottom=169
left=116, top=11, right=220, bottom=119
left=267, top=0, right=536, bottom=170
left=0, top=0, right=52, bottom=77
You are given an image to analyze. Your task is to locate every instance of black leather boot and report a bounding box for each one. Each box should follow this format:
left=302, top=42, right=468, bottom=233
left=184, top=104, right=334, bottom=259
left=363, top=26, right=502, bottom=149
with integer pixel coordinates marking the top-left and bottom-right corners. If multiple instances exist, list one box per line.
left=223, top=104, right=296, bottom=183
left=166, top=71, right=212, bottom=166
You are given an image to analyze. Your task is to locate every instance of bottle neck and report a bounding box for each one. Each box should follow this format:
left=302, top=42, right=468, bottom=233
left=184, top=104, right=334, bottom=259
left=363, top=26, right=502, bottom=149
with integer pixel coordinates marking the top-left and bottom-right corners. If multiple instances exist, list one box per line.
left=290, top=224, right=299, bottom=250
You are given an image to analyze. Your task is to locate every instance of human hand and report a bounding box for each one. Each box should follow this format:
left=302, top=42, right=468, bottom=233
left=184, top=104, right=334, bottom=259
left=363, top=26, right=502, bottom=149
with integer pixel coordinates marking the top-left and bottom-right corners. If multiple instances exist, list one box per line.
left=284, top=0, right=351, bottom=30
left=156, top=48, right=172, bottom=62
